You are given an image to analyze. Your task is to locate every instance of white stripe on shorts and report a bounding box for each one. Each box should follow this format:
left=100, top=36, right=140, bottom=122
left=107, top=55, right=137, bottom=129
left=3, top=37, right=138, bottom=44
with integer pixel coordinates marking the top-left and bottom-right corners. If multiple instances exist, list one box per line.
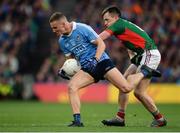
left=144, top=50, right=151, bottom=65
left=139, top=49, right=161, bottom=70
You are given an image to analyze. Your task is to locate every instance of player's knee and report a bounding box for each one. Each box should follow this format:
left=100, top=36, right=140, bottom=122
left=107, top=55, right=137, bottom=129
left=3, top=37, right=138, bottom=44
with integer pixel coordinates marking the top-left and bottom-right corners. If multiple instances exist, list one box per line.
left=67, top=82, right=78, bottom=94
left=134, top=90, right=143, bottom=99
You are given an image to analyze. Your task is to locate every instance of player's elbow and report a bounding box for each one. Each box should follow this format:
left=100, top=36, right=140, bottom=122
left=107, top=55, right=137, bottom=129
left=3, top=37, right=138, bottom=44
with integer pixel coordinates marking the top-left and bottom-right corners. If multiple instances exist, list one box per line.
left=100, top=38, right=106, bottom=50
left=97, top=37, right=106, bottom=47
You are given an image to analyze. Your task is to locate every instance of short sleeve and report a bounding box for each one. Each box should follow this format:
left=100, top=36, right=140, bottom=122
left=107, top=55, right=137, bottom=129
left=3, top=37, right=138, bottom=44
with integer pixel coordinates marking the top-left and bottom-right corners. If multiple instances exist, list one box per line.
left=58, top=38, right=71, bottom=57
left=81, top=24, right=99, bottom=43
left=106, top=19, right=125, bottom=35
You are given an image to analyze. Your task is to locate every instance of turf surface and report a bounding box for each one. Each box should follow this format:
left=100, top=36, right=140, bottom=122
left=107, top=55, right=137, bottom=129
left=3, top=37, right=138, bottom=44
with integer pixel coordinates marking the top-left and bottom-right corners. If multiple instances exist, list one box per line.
left=0, top=101, right=179, bottom=132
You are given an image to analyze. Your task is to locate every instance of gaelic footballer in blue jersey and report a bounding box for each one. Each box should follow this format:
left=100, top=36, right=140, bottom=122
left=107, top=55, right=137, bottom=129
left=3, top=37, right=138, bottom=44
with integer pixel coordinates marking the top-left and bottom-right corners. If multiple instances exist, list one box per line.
left=49, top=12, right=136, bottom=127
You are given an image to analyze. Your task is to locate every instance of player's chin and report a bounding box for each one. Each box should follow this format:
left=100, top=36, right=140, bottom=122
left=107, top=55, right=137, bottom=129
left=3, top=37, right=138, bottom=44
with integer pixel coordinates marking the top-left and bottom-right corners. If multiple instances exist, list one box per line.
left=55, top=31, right=61, bottom=36
left=56, top=33, right=61, bottom=37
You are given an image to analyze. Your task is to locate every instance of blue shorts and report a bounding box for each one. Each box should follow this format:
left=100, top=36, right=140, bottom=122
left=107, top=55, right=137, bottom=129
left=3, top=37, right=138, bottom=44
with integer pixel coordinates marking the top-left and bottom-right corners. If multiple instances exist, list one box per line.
left=81, top=59, right=115, bottom=82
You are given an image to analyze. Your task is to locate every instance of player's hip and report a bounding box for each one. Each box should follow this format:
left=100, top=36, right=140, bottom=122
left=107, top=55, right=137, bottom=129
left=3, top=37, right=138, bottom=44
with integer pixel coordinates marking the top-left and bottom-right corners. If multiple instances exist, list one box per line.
left=139, top=49, right=161, bottom=70
left=81, top=59, right=115, bottom=82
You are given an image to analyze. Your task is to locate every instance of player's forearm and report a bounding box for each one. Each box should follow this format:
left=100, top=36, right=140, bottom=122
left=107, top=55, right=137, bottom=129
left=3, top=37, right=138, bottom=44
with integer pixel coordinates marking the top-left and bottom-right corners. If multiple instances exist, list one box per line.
left=99, top=31, right=111, bottom=40
left=95, top=38, right=106, bottom=61
left=127, top=49, right=136, bottom=59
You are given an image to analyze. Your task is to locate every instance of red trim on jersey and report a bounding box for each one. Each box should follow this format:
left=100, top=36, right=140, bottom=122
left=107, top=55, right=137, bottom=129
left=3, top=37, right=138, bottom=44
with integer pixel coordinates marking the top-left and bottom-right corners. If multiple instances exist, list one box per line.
left=116, top=28, right=145, bottom=48
left=105, top=29, right=114, bottom=35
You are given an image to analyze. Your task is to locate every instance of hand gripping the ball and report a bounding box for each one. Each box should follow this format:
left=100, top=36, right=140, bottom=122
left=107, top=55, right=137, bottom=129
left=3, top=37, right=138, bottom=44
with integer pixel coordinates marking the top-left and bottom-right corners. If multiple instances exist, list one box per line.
left=84, top=57, right=99, bottom=73
left=58, top=69, right=70, bottom=80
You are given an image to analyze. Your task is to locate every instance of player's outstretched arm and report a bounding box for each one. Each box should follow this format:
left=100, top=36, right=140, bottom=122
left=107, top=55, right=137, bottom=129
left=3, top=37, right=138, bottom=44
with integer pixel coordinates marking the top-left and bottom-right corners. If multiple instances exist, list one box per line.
left=99, top=30, right=111, bottom=40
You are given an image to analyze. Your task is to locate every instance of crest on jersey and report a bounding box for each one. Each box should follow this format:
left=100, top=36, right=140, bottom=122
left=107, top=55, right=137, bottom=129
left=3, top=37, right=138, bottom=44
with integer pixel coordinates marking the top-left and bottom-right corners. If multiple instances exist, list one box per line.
left=76, top=35, right=81, bottom=41
left=65, top=42, right=70, bottom=47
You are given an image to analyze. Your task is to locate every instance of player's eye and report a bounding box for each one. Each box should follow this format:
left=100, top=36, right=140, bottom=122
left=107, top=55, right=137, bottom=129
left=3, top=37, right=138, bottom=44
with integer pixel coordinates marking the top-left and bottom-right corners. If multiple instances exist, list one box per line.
left=104, top=19, right=109, bottom=22
left=53, top=27, right=57, bottom=29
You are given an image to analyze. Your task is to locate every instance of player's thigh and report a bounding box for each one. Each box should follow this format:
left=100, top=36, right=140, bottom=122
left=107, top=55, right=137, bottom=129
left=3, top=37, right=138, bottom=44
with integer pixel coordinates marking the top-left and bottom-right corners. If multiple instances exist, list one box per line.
left=135, top=78, right=151, bottom=93
left=124, top=64, right=137, bottom=78
left=68, top=70, right=95, bottom=91
left=119, top=64, right=137, bottom=94
left=104, top=67, right=130, bottom=91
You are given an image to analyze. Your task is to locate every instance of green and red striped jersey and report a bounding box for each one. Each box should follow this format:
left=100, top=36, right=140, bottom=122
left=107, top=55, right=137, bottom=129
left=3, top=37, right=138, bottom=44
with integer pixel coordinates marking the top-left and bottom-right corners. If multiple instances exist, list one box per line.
left=106, top=18, right=157, bottom=54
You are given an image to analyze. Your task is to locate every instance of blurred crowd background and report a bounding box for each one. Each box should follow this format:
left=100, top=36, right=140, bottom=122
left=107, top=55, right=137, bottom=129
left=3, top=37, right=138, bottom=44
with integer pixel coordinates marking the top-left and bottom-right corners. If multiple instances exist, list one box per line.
left=0, top=0, right=180, bottom=99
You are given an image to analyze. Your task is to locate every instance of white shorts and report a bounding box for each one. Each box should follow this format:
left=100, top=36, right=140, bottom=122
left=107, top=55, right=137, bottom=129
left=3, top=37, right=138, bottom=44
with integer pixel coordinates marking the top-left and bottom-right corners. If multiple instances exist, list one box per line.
left=137, top=49, right=161, bottom=71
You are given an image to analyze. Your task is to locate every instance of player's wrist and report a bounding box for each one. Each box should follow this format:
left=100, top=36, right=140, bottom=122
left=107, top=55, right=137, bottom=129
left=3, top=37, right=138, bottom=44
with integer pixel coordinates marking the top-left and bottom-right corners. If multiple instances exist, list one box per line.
left=94, top=56, right=99, bottom=62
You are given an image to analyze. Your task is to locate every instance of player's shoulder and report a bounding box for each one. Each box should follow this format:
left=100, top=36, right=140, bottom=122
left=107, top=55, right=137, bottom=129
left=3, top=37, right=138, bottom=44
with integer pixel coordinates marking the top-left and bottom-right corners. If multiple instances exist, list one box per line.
left=59, top=36, right=65, bottom=44
left=120, top=18, right=135, bottom=26
left=59, top=36, right=63, bottom=41
left=76, top=22, right=90, bottom=28
left=107, top=18, right=124, bottom=32
left=76, top=22, right=93, bottom=31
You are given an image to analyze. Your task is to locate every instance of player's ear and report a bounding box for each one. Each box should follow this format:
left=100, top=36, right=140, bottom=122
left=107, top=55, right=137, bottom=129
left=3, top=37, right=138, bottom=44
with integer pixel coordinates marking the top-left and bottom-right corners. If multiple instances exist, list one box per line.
left=114, top=15, right=119, bottom=19
left=63, top=21, right=68, bottom=27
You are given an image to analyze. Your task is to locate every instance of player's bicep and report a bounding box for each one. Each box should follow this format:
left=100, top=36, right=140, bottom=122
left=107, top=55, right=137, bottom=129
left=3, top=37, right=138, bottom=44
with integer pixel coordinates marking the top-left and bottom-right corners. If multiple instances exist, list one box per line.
left=91, top=37, right=102, bottom=45
left=60, top=47, right=72, bottom=57
left=59, top=40, right=72, bottom=57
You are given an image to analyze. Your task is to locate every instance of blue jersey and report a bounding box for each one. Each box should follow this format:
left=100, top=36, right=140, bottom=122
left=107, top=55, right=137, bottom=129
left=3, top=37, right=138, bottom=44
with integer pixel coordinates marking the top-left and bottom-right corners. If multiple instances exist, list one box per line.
left=58, top=22, right=110, bottom=68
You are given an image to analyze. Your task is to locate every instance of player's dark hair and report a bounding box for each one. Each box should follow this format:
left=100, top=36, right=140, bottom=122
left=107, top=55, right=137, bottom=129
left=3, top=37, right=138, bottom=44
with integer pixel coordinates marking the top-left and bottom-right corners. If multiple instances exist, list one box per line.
left=101, top=5, right=121, bottom=17
left=49, top=12, right=66, bottom=23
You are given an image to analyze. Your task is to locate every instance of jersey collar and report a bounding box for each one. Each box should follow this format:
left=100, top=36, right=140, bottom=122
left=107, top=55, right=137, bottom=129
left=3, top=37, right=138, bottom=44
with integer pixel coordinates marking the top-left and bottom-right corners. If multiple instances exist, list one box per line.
left=65, top=21, right=76, bottom=37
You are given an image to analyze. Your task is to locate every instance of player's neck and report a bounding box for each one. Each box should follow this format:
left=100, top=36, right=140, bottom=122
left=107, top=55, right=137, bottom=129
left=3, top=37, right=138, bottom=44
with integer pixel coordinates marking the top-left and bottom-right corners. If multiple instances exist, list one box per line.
left=63, top=22, right=73, bottom=36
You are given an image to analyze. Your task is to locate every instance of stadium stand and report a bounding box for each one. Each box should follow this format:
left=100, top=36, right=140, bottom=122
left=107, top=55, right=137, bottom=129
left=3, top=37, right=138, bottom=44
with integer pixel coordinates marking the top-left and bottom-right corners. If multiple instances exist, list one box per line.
left=0, top=0, right=180, bottom=99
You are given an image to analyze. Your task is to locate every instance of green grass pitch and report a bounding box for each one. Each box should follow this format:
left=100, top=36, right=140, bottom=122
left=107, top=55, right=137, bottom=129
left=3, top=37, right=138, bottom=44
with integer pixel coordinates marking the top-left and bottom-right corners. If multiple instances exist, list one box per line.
left=0, top=101, right=179, bottom=132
